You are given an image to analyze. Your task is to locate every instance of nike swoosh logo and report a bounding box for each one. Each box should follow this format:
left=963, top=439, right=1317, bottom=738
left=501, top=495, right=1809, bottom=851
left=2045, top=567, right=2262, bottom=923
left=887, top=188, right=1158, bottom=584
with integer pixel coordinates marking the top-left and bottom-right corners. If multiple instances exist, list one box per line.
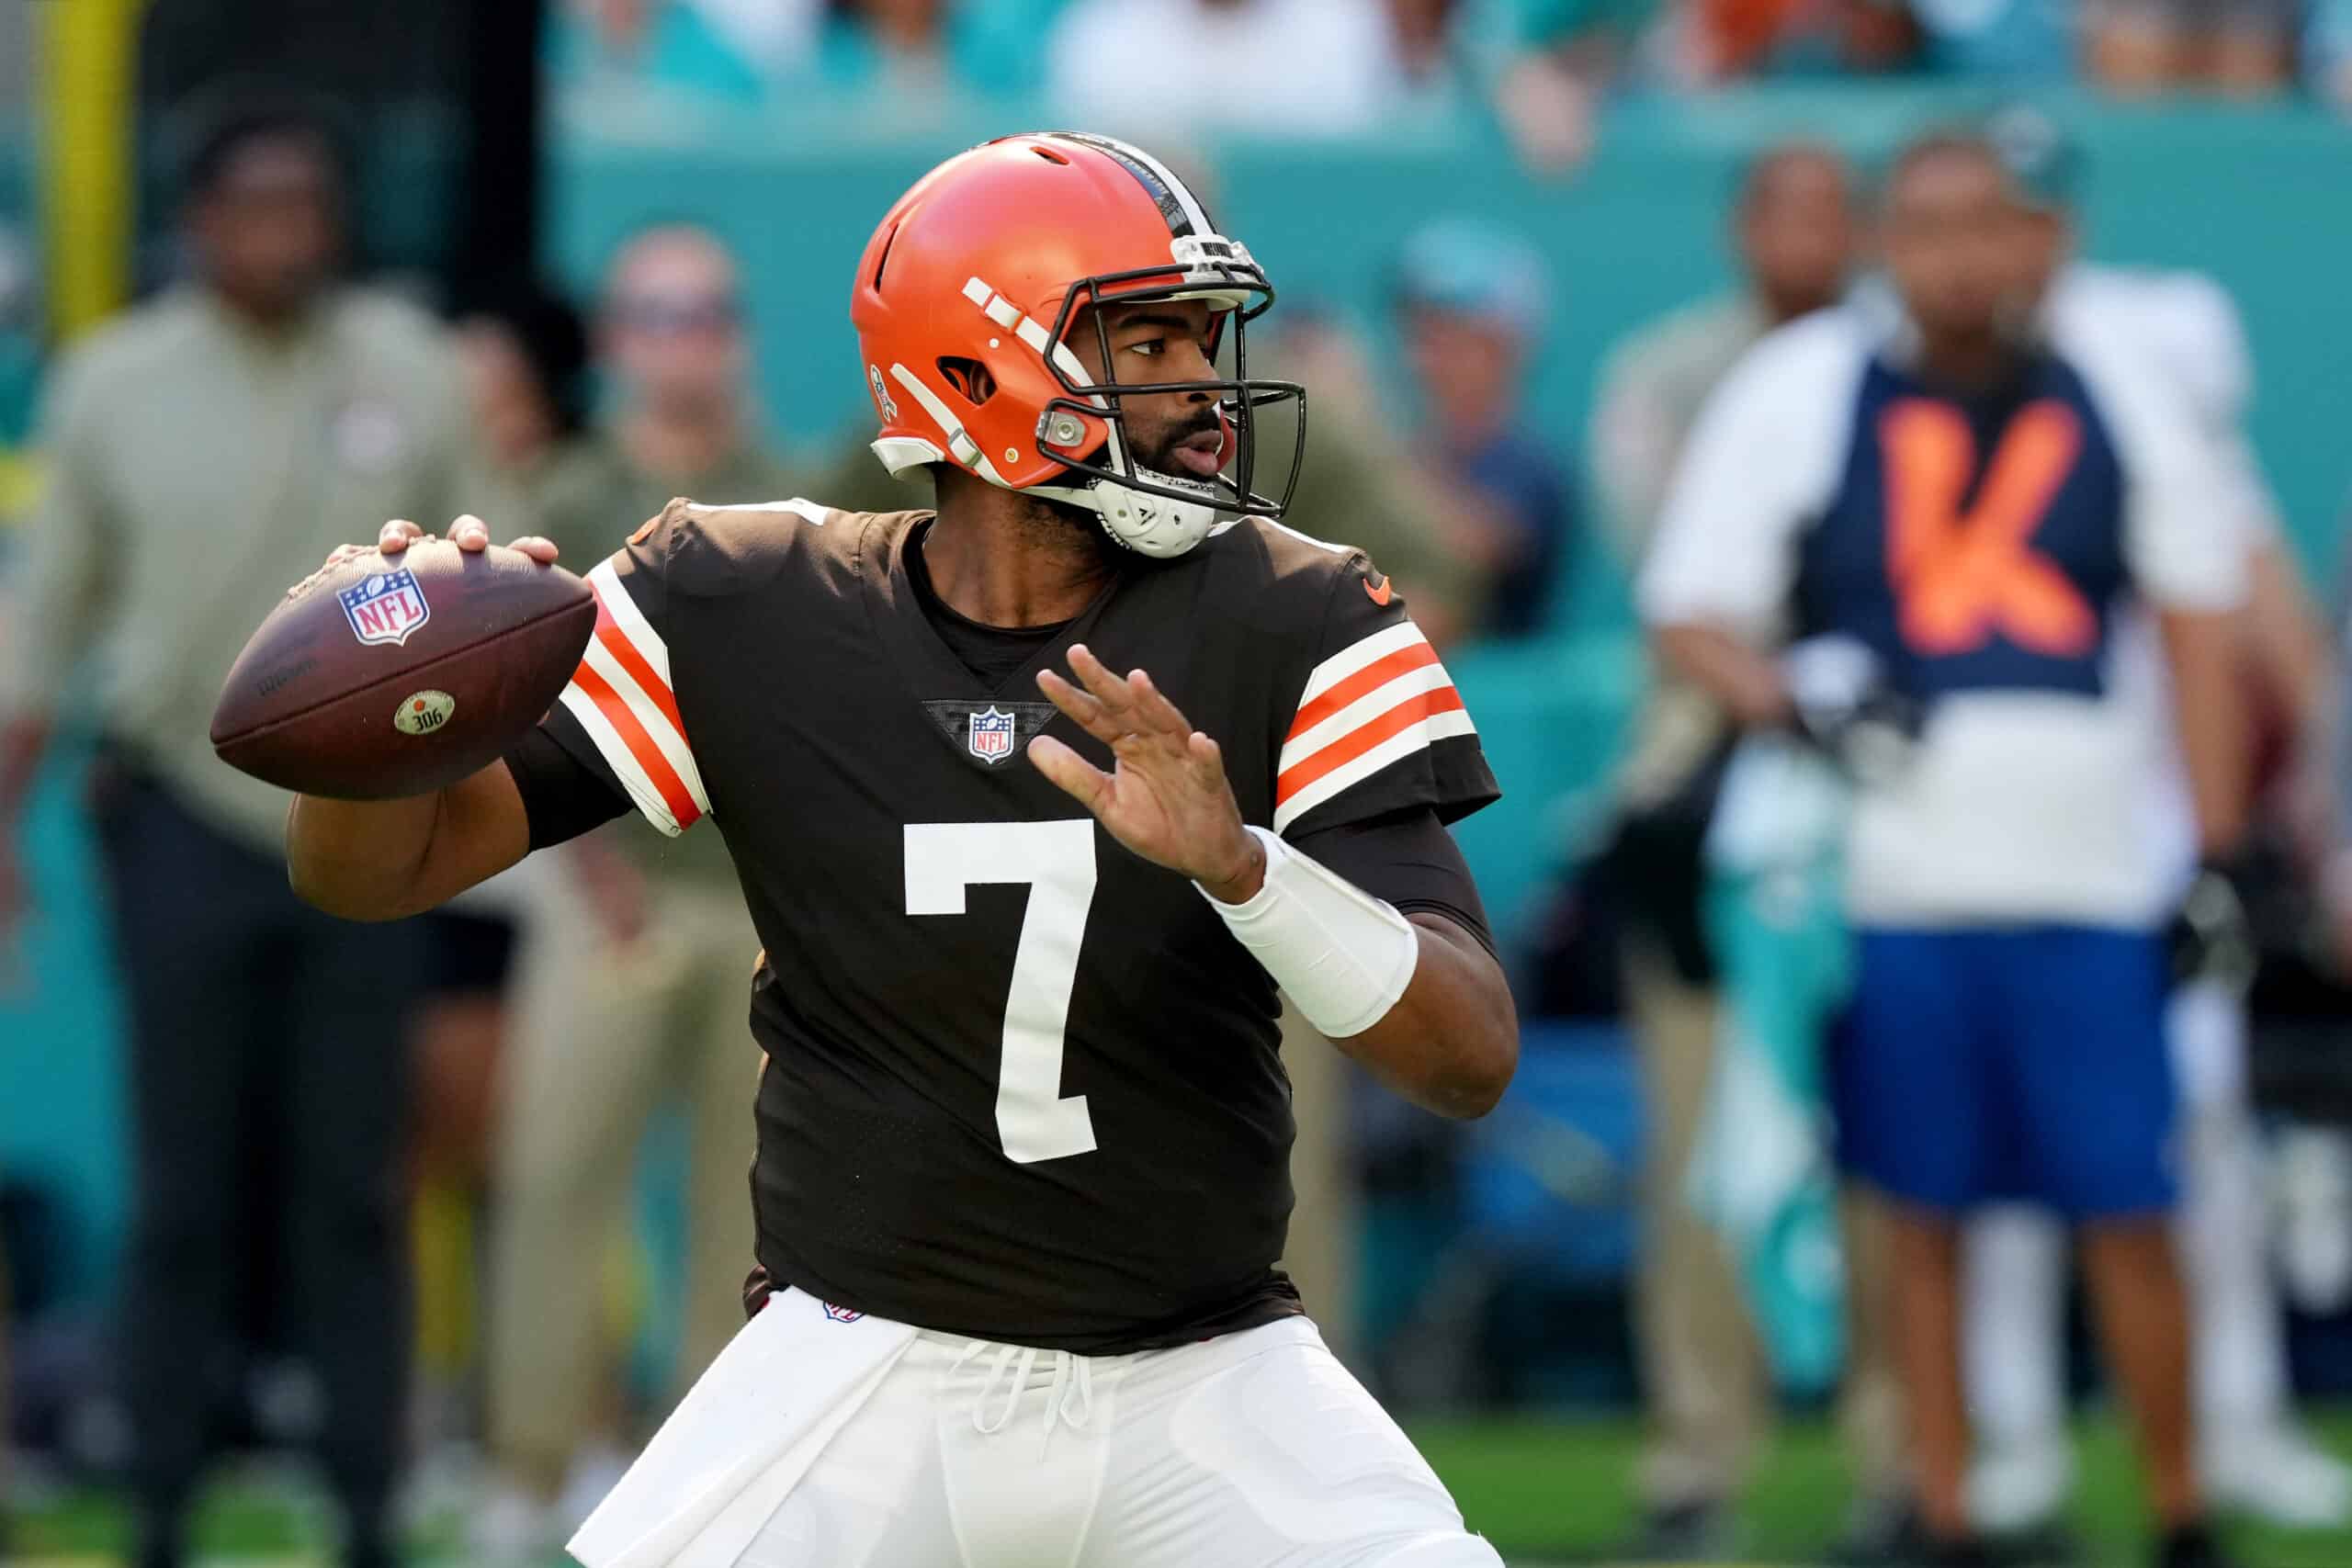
left=1363, top=573, right=1393, bottom=607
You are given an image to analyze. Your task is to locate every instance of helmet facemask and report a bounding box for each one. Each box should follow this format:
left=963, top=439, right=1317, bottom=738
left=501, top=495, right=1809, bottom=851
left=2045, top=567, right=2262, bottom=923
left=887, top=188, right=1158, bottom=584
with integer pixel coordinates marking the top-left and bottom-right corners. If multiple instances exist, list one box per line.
left=1020, top=239, right=1307, bottom=558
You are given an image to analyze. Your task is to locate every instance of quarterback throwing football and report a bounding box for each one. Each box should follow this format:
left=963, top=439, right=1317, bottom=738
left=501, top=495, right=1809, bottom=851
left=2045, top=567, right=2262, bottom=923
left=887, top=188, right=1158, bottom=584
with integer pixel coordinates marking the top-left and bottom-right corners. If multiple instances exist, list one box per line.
left=288, top=132, right=1517, bottom=1566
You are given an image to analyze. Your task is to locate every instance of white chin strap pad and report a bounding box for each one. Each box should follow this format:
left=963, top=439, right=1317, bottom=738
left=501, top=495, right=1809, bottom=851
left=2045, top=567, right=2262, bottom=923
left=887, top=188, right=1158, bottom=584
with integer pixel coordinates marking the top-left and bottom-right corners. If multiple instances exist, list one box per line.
left=1033, top=469, right=1224, bottom=559
left=1198, top=827, right=1420, bottom=1039
left=1091, top=476, right=1219, bottom=558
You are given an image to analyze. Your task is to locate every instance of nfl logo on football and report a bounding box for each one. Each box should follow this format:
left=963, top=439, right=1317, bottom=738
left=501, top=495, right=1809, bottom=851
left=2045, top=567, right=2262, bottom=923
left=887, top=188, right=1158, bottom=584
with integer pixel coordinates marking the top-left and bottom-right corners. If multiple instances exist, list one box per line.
left=967, top=705, right=1017, bottom=764
left=338, top=570, right=432, bottom=649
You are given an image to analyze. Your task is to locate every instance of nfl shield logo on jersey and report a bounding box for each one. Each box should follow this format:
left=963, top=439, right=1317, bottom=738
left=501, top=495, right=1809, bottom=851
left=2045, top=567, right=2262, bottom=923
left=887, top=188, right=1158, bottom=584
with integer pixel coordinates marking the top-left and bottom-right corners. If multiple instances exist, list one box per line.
left=967, top=706, right=1017, bottom=764
left=821, top=1301, right=865, bottom=1324
left=338, top=570, right=432, bottom=649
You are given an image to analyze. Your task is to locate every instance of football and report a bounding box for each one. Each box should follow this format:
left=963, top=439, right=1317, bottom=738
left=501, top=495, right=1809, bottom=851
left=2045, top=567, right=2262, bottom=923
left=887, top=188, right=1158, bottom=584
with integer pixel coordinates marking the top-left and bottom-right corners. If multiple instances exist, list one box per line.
left=210, top=540, right=596, bottom=799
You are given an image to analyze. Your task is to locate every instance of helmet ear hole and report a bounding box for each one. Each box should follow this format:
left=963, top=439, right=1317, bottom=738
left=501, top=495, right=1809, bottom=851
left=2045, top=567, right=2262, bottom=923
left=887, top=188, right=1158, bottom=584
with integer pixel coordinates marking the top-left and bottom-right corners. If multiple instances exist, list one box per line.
left=935, top=356, right=997, bottom=406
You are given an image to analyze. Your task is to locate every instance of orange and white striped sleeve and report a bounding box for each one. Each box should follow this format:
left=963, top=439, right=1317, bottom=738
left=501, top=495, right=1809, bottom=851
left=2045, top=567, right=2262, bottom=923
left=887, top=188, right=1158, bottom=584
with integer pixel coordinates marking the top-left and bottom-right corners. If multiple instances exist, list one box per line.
left=549, top=551, right=712, bottom=837
left=1272, top=573, right=1498, bottom=837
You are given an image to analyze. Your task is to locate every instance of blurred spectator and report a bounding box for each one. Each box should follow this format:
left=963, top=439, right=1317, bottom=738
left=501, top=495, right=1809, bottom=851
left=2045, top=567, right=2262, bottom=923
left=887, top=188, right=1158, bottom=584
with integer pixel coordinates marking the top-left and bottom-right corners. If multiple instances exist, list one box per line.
left=1045, top=0, right=1397, bottom=136
left=2310, top=0, right=2352, bottom=111
left=473, top=224, right=781, bottom=1566
left=816, top=0, right=959, bottom=92
left=1583, top=142, right=1894, bottom=1562
left=1962, top=108, right=2348, bottom=1537
left=1496, top=0, right=1655, bottom=171
left=400, top=278, right=593, bottom=1465
left=1256, top=309, right=1493, bottom=646
left=1909, top=0, right=2075, bottom=77
left=1391, top=217, right=1575, bottom=638
left=811, top=0, right=1051, bottom=96
left=451, top=276, right=594, bottom=505
left=1379, top=0, right=1508, bottom=121
left=1590, top=144, right=1858, bottom=567
left=1499, top=0, right=1915, bottom=156
left=1644, top=130, right=2248, bottom=1566
left=537, top=225, right=797, bottom=539
left=2087, top=0, right=2294, bottom=94
left=0, top=86, right=487, bottom=1568
left=547, top=0, right=786, bottom=105
left=1662, top=0, right=1921, bottom=80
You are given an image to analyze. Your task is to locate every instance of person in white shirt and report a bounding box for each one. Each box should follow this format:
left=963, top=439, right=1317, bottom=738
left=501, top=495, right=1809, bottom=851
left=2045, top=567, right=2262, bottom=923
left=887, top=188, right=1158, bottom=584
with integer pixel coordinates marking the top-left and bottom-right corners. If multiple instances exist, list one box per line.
left=1958, top=110, right=2349, bottom=1537
left=1640, top=130, right=2248, bottom=1568
left=1043, top=0, right=1396, bottom=138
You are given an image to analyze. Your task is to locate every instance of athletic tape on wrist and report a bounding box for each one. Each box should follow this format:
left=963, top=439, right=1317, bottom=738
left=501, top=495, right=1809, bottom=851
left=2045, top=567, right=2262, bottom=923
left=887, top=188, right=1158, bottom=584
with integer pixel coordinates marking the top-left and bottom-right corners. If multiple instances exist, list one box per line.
left=1197, top=826, right=1419, bottom=1038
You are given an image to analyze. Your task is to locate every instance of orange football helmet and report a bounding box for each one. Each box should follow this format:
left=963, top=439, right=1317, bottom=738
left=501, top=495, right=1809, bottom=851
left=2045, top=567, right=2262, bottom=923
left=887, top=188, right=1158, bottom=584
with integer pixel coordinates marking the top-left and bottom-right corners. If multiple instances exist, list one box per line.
left=851, top=131, right=1305, bottom=558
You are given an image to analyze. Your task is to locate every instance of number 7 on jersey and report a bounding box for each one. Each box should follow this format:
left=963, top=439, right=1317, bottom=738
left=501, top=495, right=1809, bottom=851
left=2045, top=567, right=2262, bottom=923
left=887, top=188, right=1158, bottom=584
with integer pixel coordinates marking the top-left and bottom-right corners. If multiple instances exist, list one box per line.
left=903, top=819, right=1100, bottom=1164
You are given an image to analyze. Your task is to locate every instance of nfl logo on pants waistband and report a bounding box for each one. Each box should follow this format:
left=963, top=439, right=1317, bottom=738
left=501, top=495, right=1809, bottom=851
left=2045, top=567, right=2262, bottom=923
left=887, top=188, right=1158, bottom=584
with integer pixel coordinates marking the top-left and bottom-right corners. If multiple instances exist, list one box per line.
left=821, top=1301, right=865, bottom=1324
left=339, top=569, right=432, bottom=648
left=967, top=705, right=1017, bottom=763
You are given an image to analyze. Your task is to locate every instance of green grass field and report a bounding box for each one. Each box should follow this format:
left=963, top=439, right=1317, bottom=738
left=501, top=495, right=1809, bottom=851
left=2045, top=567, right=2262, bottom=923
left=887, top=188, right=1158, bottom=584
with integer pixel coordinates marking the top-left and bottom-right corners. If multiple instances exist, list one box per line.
left=8, top=1414, right=2352, bottom=1566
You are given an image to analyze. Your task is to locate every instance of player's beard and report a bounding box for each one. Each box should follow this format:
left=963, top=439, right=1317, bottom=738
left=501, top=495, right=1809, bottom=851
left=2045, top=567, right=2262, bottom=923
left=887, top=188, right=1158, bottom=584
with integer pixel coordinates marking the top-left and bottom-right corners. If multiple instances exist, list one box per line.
left=1018, top=405, right=1228, bottom=562
left=1127, top=405, right=1227, bottom=488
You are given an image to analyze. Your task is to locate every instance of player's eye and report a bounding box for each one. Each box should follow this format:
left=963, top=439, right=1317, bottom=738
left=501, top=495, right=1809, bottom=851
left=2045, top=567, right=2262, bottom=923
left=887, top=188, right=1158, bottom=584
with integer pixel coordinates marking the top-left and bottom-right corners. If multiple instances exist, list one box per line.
left=1125, top=338, right=1164, bottom=357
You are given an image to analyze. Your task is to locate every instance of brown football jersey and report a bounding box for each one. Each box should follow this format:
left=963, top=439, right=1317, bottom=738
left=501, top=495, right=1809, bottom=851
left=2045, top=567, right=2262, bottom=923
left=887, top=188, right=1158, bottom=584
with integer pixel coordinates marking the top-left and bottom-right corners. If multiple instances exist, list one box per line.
left=538, top=499, right=1498, bottom=1351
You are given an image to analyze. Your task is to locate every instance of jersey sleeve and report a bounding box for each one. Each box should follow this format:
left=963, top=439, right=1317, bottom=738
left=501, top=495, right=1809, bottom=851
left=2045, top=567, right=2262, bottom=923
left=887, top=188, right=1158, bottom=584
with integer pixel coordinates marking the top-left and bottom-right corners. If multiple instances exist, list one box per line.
left=538, top=503, right=716, bottom=837
left=504, top=725, right=629, bottom=850
left=1272, top=556, right=1499, bottom=838
left=1290, top=807, right=1497, bottom=958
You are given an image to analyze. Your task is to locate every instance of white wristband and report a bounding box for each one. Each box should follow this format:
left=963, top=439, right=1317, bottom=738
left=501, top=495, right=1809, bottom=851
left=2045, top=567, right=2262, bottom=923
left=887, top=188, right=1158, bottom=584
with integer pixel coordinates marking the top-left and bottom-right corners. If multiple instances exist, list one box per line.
left=1197, top=826, right=1419, bottom=1038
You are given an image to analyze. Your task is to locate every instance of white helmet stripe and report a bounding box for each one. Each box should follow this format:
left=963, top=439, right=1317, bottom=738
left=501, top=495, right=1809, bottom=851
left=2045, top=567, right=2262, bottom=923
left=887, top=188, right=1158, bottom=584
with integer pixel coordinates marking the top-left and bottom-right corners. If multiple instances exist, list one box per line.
left=1095, top=136, right=1212, bottom=236
left=1047, top=132, right=1213, bottom=238
left=888, top=363, right=1009, bottom=485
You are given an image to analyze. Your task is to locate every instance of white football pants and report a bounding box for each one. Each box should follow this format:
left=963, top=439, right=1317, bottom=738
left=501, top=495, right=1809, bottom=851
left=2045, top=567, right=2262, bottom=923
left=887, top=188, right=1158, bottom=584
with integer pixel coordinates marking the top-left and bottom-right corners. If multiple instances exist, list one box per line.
left=574, top=1287, right=1504, bottom=1568
left=1962, top=979, right=2287, bottom=1442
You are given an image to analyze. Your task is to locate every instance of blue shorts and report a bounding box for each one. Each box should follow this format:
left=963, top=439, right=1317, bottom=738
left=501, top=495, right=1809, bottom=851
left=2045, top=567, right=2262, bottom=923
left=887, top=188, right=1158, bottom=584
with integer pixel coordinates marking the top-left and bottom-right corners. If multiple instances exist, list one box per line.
left=1831, top=925, right=2176, bottom=1219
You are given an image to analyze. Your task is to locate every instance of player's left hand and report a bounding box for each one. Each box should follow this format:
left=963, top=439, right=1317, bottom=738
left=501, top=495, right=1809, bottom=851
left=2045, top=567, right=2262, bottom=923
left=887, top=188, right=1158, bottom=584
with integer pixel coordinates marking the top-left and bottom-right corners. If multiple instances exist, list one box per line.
left=1032, top=644, right=1266, bottom=903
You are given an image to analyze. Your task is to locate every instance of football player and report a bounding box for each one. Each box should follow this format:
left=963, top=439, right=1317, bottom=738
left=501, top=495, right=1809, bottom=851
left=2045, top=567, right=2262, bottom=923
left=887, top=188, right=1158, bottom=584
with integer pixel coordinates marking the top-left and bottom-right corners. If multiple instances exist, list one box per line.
left=286, top=132, right=1517, bottom=1567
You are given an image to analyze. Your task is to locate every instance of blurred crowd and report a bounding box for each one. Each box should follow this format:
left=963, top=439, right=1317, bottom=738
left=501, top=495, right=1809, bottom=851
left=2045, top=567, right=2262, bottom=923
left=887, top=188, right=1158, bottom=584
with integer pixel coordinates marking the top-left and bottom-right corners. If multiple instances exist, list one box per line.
left=5, top=28, right=2352, bottom=1568
left=552, top=0, right=2352, bottom=167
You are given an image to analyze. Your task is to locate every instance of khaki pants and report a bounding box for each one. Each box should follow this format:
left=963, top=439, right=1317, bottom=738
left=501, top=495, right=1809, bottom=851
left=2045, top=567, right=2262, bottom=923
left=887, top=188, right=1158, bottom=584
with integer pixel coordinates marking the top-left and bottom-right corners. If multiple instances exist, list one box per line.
left=1277, top=1001, right=1359, bottom=1367
left=487, top=874, right=762, bottom=1486
left=1627, top=942, right=1906, bottom=1509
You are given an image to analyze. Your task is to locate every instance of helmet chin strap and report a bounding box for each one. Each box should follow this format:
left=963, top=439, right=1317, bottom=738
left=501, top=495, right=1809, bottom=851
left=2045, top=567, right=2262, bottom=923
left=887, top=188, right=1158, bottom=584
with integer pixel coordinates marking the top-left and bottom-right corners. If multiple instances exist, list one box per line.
left=1028, top=468, right=1230, bottom=559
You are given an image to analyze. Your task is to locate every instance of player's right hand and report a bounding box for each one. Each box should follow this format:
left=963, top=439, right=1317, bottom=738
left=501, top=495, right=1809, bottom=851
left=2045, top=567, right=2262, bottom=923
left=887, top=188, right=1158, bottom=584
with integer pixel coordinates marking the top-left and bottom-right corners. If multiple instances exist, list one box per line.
left=298, top=519, right=560, bottom=594
left=378, top=515, right=560, bottom=564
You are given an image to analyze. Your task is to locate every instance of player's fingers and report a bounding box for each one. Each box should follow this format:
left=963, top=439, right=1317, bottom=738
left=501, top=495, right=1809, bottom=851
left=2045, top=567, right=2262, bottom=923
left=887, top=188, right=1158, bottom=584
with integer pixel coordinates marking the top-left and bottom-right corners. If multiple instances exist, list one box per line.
left=1126, top=668, right=1194, bottom=739
left=378, top=519, right=424, bottom=553
left=451, top=514, right=492, bottom=551
left=1065, top=644, right=1138, bottom=718
left=1036, top=669, right=1125, bottom=746
left=1025, top=735, right=1112, bottom=812
left=506, top=535, right=560, bottom=564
